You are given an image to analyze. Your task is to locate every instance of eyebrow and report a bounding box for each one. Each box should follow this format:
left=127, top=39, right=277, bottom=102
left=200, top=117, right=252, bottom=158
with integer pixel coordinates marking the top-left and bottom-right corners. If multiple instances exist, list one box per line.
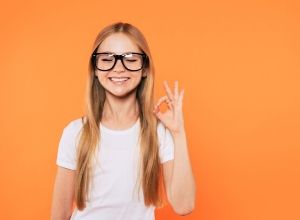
left=97, top=51, right=142, bottom=54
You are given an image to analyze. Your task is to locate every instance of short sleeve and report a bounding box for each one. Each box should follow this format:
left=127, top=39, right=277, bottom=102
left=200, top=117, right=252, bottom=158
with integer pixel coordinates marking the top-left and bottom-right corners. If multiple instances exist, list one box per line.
left=158, top=123, right=175, bottom=164
left=56, top=121, right=78, bottom=170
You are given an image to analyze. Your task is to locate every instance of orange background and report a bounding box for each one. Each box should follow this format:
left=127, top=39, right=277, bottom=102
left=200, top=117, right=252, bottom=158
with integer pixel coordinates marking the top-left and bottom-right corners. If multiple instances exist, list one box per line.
left=0, top=0, right=299, bottom=219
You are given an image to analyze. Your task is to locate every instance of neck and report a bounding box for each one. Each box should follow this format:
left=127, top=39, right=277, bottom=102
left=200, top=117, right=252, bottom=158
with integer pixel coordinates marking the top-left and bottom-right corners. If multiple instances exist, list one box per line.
left=102, top=92, right=139, bottom=122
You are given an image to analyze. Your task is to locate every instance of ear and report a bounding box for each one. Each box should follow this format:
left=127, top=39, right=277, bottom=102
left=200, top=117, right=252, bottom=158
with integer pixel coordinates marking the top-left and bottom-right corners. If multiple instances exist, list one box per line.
left=142, top=70, right=147, bottom=78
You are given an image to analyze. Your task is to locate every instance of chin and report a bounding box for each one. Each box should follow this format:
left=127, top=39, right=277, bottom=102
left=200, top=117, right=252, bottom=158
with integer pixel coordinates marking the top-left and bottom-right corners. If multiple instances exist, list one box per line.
left=106, top=86, right=138, bottom=98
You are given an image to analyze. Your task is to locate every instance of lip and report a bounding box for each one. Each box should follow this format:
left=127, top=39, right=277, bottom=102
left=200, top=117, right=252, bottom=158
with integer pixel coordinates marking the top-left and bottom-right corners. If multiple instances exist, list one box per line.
left=108, top=77, right=130, bottom=79
left=108, top=77, right=130, bottom=83
left=108, top=77, right=130, bottom=80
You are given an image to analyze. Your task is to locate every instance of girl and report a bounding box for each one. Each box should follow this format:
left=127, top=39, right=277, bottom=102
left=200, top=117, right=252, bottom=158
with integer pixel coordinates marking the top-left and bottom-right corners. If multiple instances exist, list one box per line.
left=51, top=22, right=195, bottom=220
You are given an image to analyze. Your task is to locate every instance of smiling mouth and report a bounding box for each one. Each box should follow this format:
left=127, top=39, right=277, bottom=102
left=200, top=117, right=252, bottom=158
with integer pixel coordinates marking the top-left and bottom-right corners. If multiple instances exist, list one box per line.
left=108, top=77, right=130, bottom=82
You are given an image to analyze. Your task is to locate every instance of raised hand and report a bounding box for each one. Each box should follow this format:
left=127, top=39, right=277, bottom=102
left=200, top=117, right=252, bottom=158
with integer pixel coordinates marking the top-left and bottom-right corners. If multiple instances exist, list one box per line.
left=153, top=80, right=185, bottom=135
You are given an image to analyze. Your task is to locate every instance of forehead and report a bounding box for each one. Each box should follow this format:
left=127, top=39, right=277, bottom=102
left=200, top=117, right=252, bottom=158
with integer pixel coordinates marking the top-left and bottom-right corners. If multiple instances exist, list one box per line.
left=97, top=33, right=141, bottom=53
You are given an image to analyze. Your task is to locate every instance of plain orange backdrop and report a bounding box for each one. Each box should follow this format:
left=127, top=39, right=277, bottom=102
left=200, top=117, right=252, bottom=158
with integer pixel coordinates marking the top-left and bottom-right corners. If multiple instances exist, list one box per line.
left=0, top=0, right=299, bottom=219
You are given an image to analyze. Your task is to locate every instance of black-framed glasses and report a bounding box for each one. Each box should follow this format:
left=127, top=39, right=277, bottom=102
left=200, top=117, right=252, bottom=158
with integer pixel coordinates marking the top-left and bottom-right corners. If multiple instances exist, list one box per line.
left=92, top=52, right=147, bottom=71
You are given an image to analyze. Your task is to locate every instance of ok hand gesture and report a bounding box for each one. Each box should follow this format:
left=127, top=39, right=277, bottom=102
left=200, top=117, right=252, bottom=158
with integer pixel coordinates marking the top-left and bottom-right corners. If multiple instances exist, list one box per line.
left=153, top=80, right=185, bottom=135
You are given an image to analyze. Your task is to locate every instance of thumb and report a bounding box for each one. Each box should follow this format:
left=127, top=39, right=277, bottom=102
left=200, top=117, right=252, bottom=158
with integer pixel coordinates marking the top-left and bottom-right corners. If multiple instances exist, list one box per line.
left=154, top=110, right=163, bottom=120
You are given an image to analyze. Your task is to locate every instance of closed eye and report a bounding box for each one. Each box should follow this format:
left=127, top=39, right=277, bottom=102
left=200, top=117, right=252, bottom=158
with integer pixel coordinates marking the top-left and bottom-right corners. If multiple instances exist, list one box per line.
left=101, top=59, right=114, bottom=62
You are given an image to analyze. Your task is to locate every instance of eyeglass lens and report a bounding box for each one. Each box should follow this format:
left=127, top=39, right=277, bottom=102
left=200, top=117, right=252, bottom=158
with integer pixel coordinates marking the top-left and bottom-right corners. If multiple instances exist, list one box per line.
left=95, top=53, right=144, bottom=71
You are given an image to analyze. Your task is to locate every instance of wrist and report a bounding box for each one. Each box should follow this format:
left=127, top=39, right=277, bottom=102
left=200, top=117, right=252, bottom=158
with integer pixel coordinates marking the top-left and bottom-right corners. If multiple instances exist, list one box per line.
left=170, top=127, right=186, bottom=138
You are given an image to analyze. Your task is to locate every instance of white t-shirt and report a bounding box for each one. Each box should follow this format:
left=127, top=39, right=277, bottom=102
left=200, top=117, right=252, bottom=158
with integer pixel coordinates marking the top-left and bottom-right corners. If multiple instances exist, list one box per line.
left=56, top=116, right=175, bottom=220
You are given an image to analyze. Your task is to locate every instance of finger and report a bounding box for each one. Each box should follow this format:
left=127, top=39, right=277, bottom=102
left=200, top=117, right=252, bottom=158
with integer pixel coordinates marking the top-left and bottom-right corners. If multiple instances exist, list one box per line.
left=178, top=89, right=184, bottom=109
left=165, top=98, right=174, bottom=111
left=154, top=96, right=168, bottom=109
left=174, top=80, right=179, bottom=100
left=154, top=109, right=163, bottom=120
left=163, top=81, right=174, bottom=101
left=179, top=88, right=184, bottom=101
left=154, top=96, right=173, bottom=111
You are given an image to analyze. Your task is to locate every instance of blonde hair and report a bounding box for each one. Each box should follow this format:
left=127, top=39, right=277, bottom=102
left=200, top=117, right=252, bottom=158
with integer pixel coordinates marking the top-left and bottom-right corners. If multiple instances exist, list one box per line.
left=74, top=22, right=166, bottom=210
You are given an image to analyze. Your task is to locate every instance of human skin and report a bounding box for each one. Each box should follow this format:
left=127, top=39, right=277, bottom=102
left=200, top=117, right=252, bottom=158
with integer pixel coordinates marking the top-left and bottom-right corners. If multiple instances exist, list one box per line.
left=153, top=80, right=196, bottom=214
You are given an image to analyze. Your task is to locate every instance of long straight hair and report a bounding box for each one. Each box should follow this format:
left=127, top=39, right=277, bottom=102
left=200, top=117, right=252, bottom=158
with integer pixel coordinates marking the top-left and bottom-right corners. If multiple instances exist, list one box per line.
left=74, top=22, right=166, bottom=210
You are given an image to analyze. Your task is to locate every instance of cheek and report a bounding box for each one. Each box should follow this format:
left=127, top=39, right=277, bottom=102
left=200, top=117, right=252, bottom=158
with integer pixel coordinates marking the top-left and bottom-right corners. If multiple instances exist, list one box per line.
left=130, top=74, right=143, bottom=82
left=96, top=71, right=109, bottom=80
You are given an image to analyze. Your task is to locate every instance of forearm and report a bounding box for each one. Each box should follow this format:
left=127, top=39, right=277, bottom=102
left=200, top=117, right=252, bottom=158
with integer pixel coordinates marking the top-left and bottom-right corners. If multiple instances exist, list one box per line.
left=169, top=130, right=196, bottom=213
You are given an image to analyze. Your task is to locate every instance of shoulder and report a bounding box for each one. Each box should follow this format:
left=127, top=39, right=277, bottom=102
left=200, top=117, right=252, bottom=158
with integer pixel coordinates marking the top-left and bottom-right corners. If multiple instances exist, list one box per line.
left=156, top=120, right=175, bottom=163
left=61, top=116, right=85, bottom=137
left=56, top=116, right=85, bottom=170
left=156, top=120, right=173, bottom=142
left=156, top=120, right=166, bottom=136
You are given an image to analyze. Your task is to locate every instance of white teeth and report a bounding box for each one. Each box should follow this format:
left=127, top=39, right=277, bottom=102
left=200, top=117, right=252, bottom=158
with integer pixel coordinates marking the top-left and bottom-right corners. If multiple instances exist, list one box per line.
left=110, top=77, right=129, bottom=82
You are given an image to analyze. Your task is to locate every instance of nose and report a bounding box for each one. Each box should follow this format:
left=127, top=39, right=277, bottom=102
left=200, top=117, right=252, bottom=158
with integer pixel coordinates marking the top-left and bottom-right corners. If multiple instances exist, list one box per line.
left=113, top=59, right=125, bottom=72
